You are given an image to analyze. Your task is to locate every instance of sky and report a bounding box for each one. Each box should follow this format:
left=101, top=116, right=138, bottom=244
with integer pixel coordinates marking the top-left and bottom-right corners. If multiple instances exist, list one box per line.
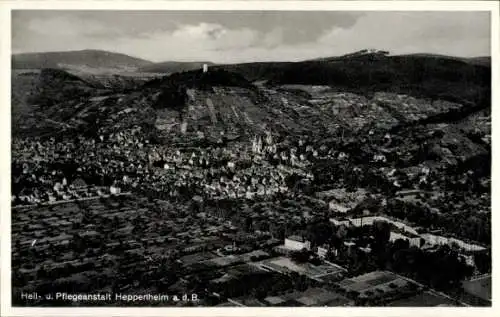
left=11, top=10, right=491, bottom=63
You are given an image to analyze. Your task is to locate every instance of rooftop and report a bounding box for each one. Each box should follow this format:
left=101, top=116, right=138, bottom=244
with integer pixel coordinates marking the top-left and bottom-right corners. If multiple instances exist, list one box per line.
left=286, top=235, right=305, bottom=243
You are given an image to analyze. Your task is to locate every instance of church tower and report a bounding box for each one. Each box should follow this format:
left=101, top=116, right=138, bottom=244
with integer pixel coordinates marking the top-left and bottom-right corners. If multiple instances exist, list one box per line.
left=265, top=131, right=273, bottom=145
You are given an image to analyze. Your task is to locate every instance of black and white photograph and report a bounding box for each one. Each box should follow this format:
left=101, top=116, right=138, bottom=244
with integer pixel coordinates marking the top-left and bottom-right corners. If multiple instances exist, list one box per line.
left=1, top=0, right=498, bottom=314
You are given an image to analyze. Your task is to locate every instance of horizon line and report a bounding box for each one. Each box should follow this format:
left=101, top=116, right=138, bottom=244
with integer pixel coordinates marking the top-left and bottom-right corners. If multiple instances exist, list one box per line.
left=11, top=48, right=492, bottom=65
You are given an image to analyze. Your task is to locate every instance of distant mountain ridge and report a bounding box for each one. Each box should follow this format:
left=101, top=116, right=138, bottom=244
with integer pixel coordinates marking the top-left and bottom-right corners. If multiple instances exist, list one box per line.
left=12, top=50, right=217, bottom=75
left=306, top=49, right=491, bottom=66
left=12, top=49, right=153, bottom=70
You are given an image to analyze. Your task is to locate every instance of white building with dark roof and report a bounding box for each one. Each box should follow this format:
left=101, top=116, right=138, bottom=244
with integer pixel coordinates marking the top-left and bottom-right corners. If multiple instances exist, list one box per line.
left=284, top=235, right=311, bottom=251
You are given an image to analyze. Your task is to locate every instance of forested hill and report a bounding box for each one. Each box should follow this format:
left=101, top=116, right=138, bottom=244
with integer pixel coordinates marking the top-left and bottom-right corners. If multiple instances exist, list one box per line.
left=217, top=51, right=490, bottom=107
